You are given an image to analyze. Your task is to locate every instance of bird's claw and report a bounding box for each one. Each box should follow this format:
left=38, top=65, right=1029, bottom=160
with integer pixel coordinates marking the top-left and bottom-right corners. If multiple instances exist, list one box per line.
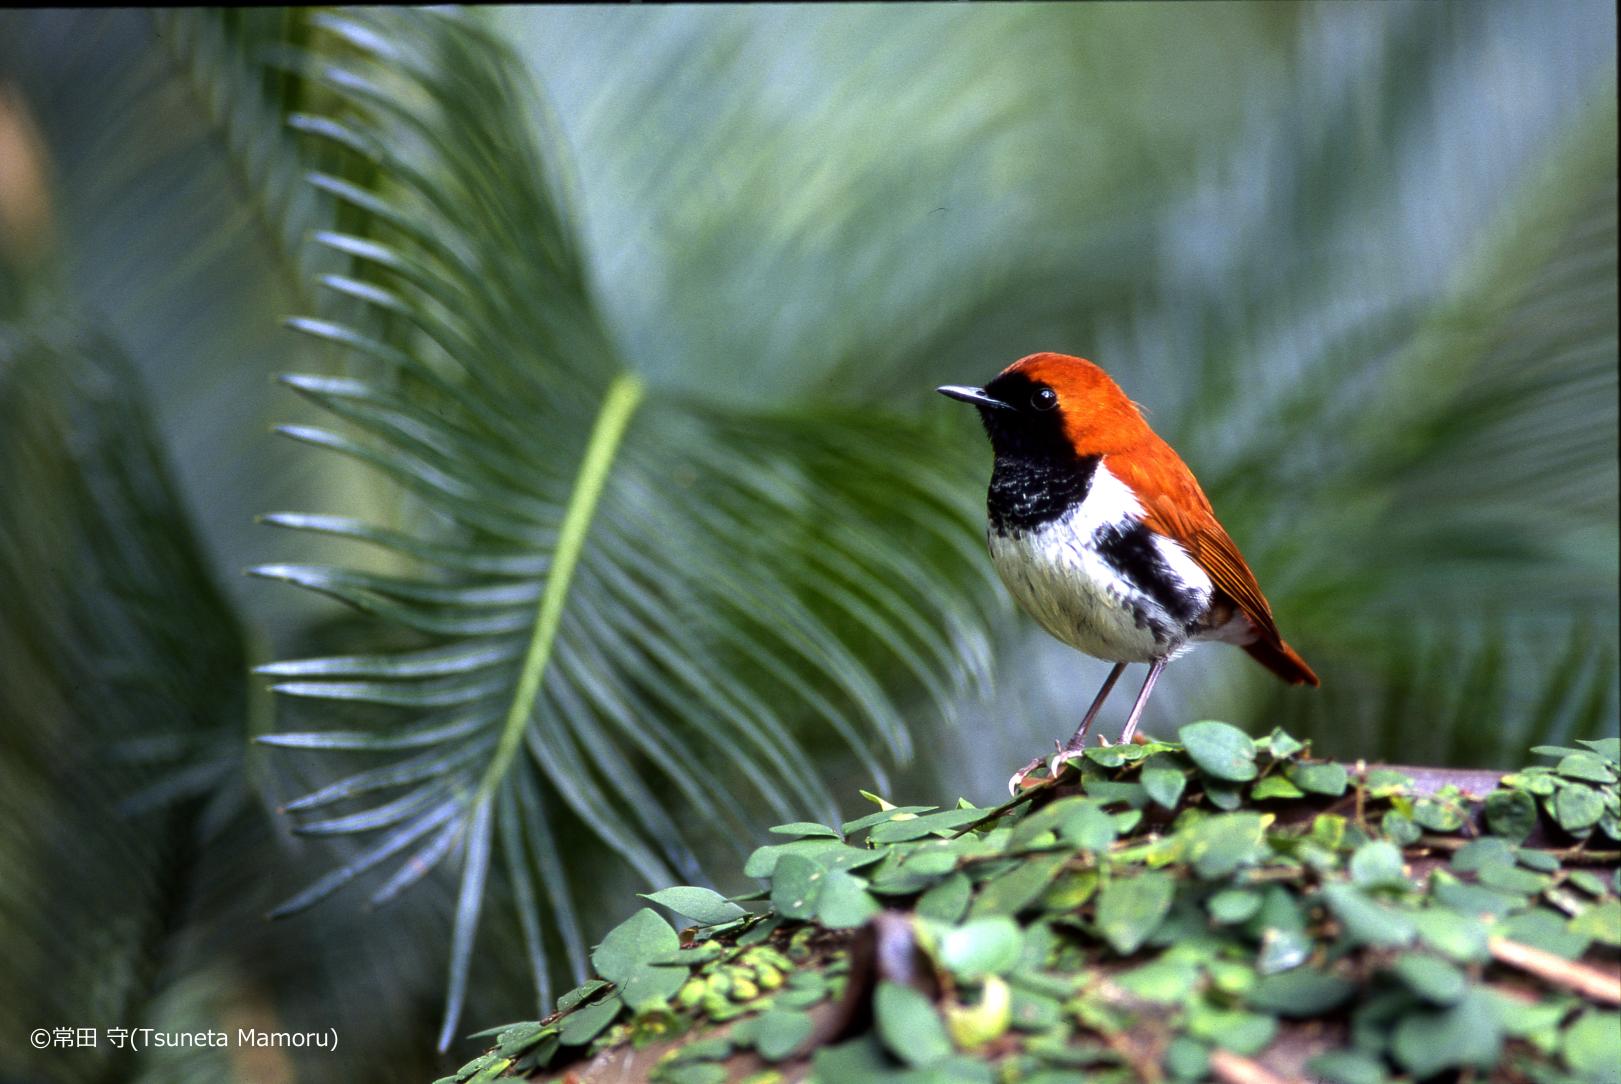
left=1047, top=743, right=1089, bottom=781
left=1008, top=739, right=1095, bottom=795
left=1006, top=754, right=1048, bottom=795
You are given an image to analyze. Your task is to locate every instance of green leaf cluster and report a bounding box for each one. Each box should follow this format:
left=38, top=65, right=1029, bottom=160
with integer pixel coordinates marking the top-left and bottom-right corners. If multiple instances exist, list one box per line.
left=1500, top=741, right=1621, bottom=841
left=450, top=732, right=1621, bottom=1083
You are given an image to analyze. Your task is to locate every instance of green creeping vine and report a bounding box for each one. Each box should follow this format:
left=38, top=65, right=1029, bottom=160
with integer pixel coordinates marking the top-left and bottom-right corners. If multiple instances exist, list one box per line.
left=440, top=728, right=1620, bottom=1084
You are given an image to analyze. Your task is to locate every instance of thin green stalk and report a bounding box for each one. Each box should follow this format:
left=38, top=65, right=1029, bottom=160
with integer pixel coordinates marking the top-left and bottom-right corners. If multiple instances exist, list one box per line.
left=479, top=373, right=645, bottom=799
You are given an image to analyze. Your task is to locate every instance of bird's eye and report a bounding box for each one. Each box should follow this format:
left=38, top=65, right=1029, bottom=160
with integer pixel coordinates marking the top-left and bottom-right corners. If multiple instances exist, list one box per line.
left=1031, top=386, right=1058, bottom=412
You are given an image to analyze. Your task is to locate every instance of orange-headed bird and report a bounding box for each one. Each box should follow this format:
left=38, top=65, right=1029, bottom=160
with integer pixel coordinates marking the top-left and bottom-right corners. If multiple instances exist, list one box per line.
left=939, top=353, right=1318, bottom=791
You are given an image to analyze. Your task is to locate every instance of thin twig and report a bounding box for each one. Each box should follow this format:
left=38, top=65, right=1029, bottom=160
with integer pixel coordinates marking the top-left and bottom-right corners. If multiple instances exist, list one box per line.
left=1489, top=937, right=1621, bottom=1004
left=1097, top=1025, right=1162, bottom=1084
left=1240, top=866, right=1312, bottom=885
left=1352, top=759, right=1368, bottom=831
left=1416, top=836, right=1621, bottom=862
left=1209, top=1048, right=1303, bottom=1084
left=1555, top=848, right=1621, bottom=863
left=950, top=773, right=1066, bottom=838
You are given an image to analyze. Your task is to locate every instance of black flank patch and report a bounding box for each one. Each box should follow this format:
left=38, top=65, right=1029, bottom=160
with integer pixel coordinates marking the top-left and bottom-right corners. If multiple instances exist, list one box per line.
left=1093, top=521, right=1206, bottom=632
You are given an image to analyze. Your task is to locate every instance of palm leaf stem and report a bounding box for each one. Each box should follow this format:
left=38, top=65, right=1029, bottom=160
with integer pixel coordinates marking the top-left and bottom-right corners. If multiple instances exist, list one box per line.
left=476, top=373, right=645, bottom=804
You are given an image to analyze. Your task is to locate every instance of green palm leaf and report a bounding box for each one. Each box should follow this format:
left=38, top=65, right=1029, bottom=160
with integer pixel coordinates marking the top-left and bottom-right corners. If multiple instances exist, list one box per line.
left=0, top=313, right=247, bottom=1083
left=253, top=10, right=996, bottom=1047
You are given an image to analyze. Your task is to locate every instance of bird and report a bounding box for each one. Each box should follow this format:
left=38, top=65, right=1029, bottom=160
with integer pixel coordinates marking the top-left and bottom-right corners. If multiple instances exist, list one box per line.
left=938, top=352, right=1318, bottom=792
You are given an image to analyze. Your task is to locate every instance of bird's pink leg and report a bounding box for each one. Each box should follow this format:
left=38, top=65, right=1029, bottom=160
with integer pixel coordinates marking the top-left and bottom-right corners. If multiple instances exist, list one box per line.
left=1007, top=662, right=1128, bottom=794
left=1116, top=659, right=1166, bottom=744
left=1065, top=661, right=1127, bottom=749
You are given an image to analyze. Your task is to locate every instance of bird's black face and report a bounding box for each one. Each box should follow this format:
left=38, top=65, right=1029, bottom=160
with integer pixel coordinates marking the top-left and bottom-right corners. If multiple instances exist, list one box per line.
left=937, top=372, right=1098, bottom=534
left=937, top=372, right=1070, bottom=460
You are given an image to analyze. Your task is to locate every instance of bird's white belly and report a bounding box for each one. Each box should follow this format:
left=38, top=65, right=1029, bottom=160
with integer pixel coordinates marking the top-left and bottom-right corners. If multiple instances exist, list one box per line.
left=989, top=522, right=1165, bottom=662
left=984, top=463, right=1215, bottom=664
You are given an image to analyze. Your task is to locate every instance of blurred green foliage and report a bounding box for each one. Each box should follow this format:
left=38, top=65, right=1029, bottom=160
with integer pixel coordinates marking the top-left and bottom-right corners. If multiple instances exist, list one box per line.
left=0, top=5, right=1614, bottom=1081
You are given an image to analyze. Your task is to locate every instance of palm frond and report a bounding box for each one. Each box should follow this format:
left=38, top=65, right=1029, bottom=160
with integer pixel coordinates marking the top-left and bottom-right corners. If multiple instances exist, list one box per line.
left=0, top=315, right=246, bottom=1083
left=0, top=9, right=387, bottom=635
left=255, top=9, right=997, bottom=1047
left=148, top=9, right=328, bottom=300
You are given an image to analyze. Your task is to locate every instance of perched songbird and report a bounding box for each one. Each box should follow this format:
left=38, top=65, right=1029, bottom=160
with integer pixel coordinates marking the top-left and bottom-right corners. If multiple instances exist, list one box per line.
left=939, top=353, right=1318, bottom=791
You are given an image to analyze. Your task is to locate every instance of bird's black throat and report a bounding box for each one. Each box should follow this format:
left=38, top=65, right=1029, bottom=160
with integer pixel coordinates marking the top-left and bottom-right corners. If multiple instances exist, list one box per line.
left=976, top=372, right=1100, bottom=535
left=988, top=454, right=1100, bottom=535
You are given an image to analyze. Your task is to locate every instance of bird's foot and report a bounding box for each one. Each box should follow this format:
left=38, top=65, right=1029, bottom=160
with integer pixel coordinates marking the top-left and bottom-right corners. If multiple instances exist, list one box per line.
left=1046, top=737, right=1094, bottom=782
left=1007, top=738, right=1088, bottom=795
left=1006, top=755, right=1048, bottom=795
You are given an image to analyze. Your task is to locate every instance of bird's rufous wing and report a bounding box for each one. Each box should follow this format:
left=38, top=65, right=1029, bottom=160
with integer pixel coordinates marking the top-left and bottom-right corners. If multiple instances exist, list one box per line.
left=1108, top=447, right=1284, bottom=644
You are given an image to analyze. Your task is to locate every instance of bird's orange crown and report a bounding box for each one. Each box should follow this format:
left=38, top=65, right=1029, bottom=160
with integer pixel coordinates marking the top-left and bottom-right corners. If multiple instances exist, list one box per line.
left=997, top=352, right=1152, bottom=456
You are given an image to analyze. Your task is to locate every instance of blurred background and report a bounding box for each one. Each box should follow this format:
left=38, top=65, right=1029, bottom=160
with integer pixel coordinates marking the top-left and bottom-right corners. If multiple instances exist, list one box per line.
left=0, top=5, right=1614, bottom=1081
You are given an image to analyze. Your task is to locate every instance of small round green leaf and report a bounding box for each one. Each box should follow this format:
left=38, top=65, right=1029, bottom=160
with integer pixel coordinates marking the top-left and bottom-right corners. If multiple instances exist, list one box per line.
left=917, top=872, right=972, bottom=924
left=1263, top=729, right=1306, bottom=760
left=1412, top=907, right=1490, bottom=963
left=1381, top=811, right=1422, bottom=845
left=557, top=995, right=623, bottom=1046
left=556, top=978, right=611, bottom=1013
left=591, top=908, right=678, bottom=983
left=1556, top=753, right=1616, bottom=783
left=1179, top=721, right=1258, bottom=782
left=1305, top=1050, right=1387, bottom=1084
left=937, top=916, right=1024, bottom=980
left=1577, top=738, right=1620, bottom=763
left=1349, top=841, right=1407, bottom=889
left=1186, top=813, right=1267, bottom=879
left=1251, top=775, right=1305, bottom=801
left=1562, top=1010, right=1621, bottom=1080
left=1392, top=954, right=1468, bottom=1004
left=1412, top=794, right=1468, bottom=832
left=1096, top=871, right=1175, bottom=954
left=1391, top=990, right=1503, bottom=1076
left=769, top=854, right=826, bottom=920
left=752, top=1009, right=814, bottom=1061
left=1568, top=897, right=1621, bottom=947
left=1059, top=803, right=1118, bottom=852
left=1248, top=968, right=1356, bottom=1016
left=1141, top=761, right=1188, bottom=809
left=970, top=852, right=1069, bottom=918
left=1208, top=888, right=1262, bottom=925
left=1320, top=884, right=1415, bottom=947
left=1555, top=782, right=1605, bottom=831
left=1451, top=837, right=1516, bottom=872
left=816, top=868, right=880, bottom=929
left=1287, top=761, right=1348, bottom=796
left=875, top=981, right=953, bottom=1067
left=1116, top=956, right=1202, bottom=1003
left=640, top=887, right=748, bottom=926
left=1164, top=1036, right=1211, bottom=1080
left=768, top=821, right=843, bottom=839
left=1186, top=1006, right=1276, bottom=1055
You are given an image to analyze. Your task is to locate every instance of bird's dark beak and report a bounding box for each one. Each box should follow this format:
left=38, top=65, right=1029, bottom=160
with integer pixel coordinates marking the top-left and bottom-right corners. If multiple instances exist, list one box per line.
left=936, top=385, right=1011, bottom=411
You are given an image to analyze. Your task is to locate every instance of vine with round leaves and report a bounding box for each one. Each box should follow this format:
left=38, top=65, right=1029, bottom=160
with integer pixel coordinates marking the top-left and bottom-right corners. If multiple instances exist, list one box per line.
left=439, top=728, right=1620, bottom=1084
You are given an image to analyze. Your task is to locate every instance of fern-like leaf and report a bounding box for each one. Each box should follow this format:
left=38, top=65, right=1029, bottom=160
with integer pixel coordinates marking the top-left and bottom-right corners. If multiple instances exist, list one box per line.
left=254, top=10, right=997, bottom=1048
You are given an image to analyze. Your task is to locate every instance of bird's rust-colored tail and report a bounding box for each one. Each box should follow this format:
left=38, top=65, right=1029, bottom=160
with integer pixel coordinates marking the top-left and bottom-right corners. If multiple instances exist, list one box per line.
left=1244, top=638, right=1320, bottom=687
